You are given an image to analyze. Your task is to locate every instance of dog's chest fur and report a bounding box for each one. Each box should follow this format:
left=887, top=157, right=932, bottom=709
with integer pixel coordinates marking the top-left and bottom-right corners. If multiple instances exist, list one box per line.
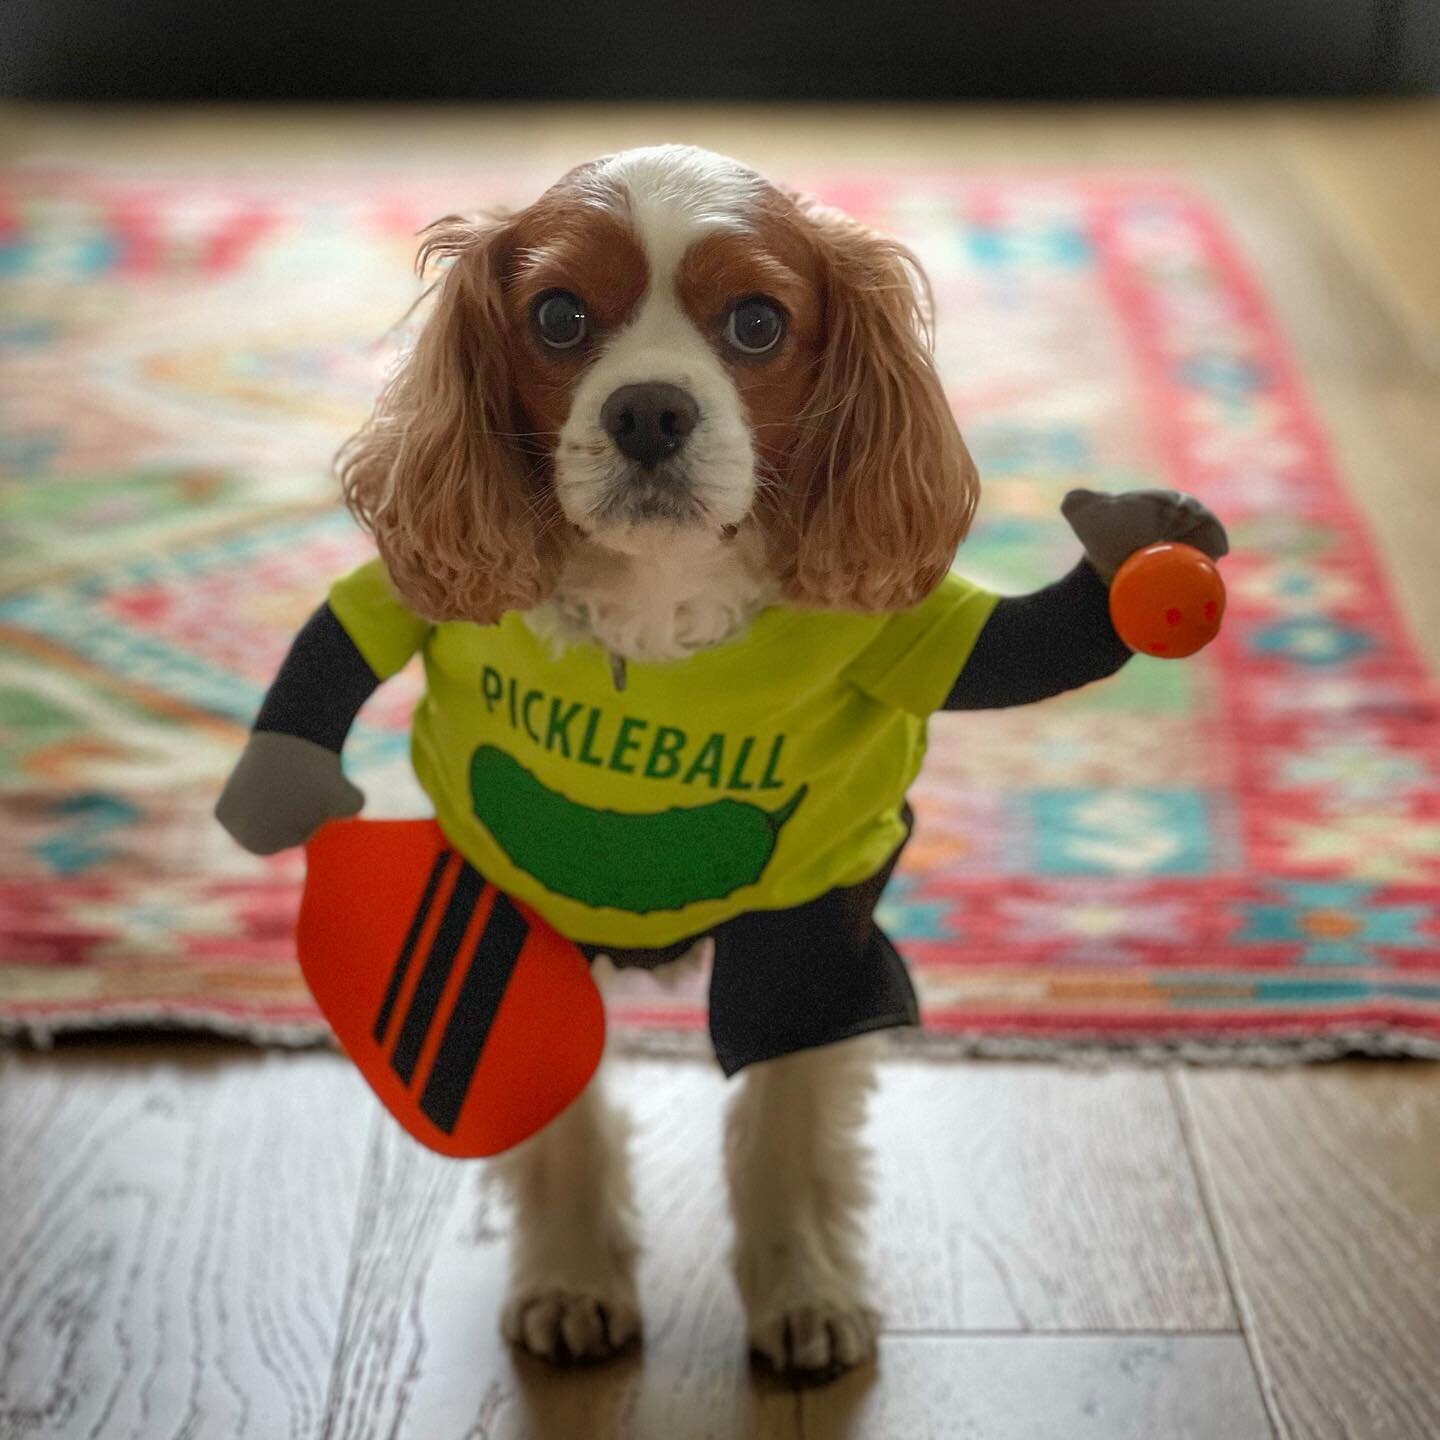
left=524, top=528, right=777, bottom=665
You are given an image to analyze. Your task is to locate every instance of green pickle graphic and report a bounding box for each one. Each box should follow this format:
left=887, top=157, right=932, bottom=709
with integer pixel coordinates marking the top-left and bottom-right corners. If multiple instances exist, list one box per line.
left=469, top=744, right=806, bottom=913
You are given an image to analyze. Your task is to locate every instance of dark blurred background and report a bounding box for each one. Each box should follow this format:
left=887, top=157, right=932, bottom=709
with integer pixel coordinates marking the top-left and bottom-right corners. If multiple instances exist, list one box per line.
left=3, top=0, right=1437, bottom=101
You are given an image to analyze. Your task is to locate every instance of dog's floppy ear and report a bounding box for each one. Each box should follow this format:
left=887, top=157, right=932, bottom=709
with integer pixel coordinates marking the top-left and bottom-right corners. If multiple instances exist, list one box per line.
left=338, top=213, right=567, bottom=624
left=764, top=200, right=979, bottom=612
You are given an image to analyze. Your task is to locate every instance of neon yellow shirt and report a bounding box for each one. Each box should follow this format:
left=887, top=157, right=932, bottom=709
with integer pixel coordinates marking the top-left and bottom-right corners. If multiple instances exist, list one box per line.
left=328, top=559, right=998, bottom=949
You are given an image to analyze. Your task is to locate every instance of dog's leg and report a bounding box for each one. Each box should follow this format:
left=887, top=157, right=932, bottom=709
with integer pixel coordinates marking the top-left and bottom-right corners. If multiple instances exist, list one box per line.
left=725, top=1033, right=881, bottom=1383
left=492, top=1055, right=641, bottom=1363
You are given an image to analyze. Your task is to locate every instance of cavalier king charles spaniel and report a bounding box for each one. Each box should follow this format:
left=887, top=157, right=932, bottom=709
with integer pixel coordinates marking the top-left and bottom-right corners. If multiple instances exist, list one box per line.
left=215, top=131, right=1227, bottom=1379
left=329, top=145, right=981, bottom=1381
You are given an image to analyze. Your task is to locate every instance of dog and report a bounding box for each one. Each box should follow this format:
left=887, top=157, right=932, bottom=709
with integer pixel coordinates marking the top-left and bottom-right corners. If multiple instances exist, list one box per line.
left=217, top=143, right=1227, bottom=1383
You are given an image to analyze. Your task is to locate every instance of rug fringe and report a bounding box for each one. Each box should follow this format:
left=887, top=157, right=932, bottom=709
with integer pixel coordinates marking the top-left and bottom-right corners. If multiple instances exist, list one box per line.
left=1, top=1010, right=334, bottom=1051
left=5, top=1010, right=1439, bottom=1066
left=611, top=1026, right=1440, bottom=1067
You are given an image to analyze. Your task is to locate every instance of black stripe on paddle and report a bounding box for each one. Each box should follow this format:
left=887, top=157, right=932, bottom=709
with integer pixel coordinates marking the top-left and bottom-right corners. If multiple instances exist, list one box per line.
left=373, top=849, right=453, bottom=1045
left=418, top=892, right=530, bottom=1135
left=390, top=861, right=485, bottom=1085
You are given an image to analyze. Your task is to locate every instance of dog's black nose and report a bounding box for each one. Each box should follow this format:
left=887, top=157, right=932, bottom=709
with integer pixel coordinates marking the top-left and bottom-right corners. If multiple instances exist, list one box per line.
left=601, top=383, right=699, bottom=469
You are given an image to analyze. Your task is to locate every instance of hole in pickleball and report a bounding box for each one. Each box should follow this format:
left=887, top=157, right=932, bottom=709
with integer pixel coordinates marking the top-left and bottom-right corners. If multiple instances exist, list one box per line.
left=1165, top=606, right=1183, bottom=626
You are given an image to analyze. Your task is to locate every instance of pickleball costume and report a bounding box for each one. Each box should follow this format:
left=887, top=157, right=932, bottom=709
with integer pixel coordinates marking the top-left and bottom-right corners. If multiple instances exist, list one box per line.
left=241, top=555, right=1134, bottom=1075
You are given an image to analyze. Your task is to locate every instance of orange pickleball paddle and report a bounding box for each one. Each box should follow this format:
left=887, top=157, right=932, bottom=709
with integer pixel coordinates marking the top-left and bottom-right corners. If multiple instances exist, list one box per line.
left=298, top=818, right=604, bottom=1158
left=1108, top=541, right=1226, bottom=659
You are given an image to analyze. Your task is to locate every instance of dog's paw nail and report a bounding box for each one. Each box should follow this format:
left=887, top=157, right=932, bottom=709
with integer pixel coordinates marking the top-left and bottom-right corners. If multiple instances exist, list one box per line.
left=520, top=1294, right=565, bottom=1359
left=601, top=1297, right=641, bottom=1350
left=503, top=1286, right=641, bottom=1365
left=749, top=1302, right=879, bottom=1385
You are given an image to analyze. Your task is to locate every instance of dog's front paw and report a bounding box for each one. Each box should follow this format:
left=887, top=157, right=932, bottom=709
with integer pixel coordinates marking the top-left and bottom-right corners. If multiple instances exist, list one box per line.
left=748, top=1299, right=879, bottom=1386
left=502, top=1284, right=641, bottom=1365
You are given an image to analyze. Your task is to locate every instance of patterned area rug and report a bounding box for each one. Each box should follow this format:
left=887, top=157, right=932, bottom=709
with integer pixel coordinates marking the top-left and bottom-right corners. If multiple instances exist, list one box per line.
left=3, top=166, right=1439, bottom=1059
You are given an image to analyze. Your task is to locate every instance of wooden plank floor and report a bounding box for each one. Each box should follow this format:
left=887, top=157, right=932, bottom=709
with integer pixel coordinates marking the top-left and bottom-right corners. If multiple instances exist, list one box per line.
left=4, top=1046, right=1438, bottom=1438
left=0, top=1050, right=1279, bottom=1440
left=1182, top=1067, right=1440, bottom=1440
left=2, top=100, right=1438, bottom=1439
left=0, top=1049, right=369, bottom=1438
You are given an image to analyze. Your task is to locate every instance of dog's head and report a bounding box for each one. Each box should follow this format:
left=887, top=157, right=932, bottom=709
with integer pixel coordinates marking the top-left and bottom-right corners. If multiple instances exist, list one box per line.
left=340, top=144, right=979, bottom=624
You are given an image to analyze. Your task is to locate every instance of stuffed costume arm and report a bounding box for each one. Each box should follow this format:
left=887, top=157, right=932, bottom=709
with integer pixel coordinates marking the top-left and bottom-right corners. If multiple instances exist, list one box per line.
left=218, top=558, right=438, bottom=854
left=941, top=559, right=1129, bottom=710
left=943, top=488, right=1228, bottom=712
left=216, top=603, right=390, bottom=854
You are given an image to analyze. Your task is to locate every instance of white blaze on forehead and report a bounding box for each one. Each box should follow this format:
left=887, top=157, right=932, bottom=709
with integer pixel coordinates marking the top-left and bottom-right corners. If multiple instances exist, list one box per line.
left=590, top=144, right=762, bottom=280
left=550, top=145, right=762, bottom=565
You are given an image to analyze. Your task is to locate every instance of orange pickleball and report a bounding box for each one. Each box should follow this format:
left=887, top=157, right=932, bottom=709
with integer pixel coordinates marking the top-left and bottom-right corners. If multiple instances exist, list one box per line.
left=1108, top=541, right=1226, bottom=659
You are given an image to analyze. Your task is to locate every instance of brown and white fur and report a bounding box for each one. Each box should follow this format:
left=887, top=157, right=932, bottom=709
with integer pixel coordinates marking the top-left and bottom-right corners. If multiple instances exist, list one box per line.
left=338, top=144, right=979, bottom=1381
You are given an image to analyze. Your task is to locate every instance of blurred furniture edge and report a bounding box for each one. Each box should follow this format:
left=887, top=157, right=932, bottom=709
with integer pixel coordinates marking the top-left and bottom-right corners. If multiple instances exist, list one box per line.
left=2, top=0, right=1437, bottom=101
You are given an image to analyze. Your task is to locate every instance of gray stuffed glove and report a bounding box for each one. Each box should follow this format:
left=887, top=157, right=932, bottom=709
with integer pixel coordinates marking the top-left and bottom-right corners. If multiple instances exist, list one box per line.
left=215, top=731, right=364, bottom=855
left=1061, top=488, right=1229, bottom=582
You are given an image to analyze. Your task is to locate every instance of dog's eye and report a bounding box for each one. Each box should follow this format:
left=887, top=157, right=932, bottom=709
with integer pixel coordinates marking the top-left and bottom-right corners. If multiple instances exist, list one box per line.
left=725, top=297, right=785, bottom=356
left=534, top=290, right=588, bottom=350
